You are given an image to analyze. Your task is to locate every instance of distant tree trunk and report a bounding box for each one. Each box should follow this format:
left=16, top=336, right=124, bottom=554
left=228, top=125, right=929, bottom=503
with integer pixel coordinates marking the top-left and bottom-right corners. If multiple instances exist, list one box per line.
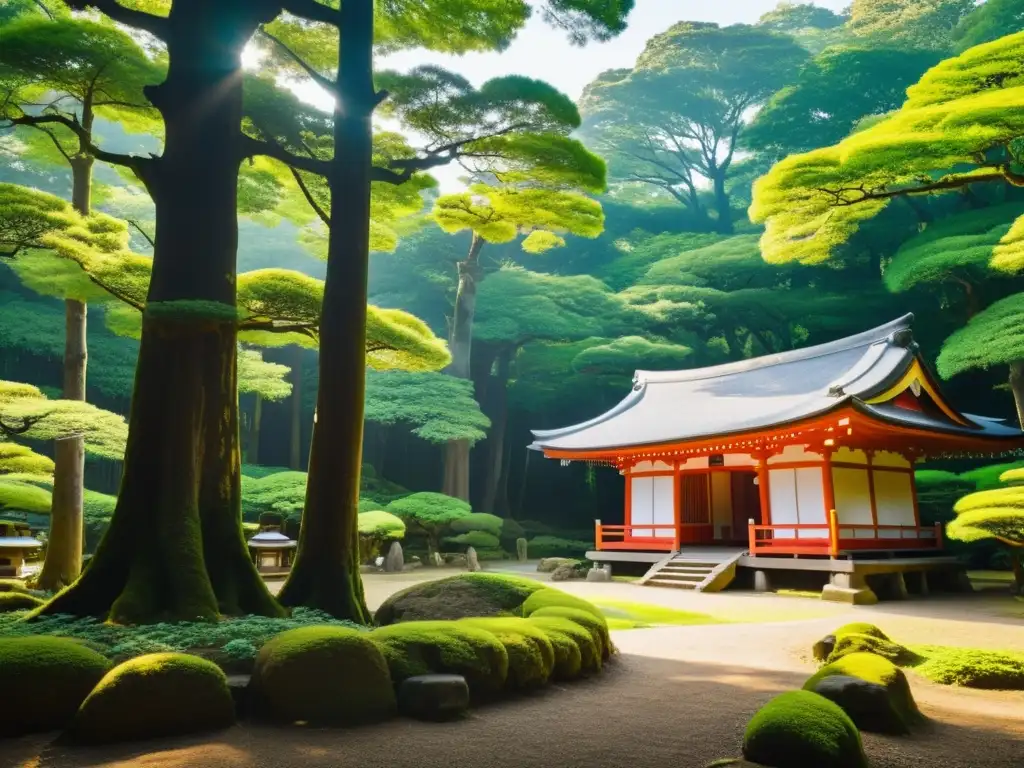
left=37, top=142, right=94, bottom=592
left=712, top=172, right=733, bottom=235
left=442, top=233, right=485, bottom=501
left=39, top=8, right=282, bottom=623
left=248, top=394, right=263, bottom=464
left=1009, top=360, right=1024, bottom=430
left=278, top=0, right=373, bottom=623
left=1011, top=548, right=1023, bottom=595
left=482, top=346, right=512, bottom=514
left=289, top=346, right=303, bottom=470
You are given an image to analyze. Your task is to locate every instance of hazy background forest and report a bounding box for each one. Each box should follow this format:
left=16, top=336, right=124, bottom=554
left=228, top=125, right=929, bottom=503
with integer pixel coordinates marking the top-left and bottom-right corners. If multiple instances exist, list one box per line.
left=2, top=0, right=1023, bottom=560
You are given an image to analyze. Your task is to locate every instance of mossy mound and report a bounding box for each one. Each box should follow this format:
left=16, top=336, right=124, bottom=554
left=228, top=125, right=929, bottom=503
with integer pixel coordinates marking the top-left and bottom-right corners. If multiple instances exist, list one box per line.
left=0, top=636, right=112, bottom=736
left=527, top=605, right=611, bottom=660
left=915, top=649, right=1024, bottom=690
left=743, top=690, right=868, bottom=768
left=374, top=573, right=546, bottom=625
left=458, top=617, right=555, bottom=690
left=805, top=652, right=922, bottom=730
left=520, top=586, right=604, bottom=620
left=369, top=621, right=508, bottom=696
left=833, top=623, right=889, bottom=641
left=252, top=626, right=395, bottom=725
left=826, top=632, right=922, bottom=666
left=528, top=615, right=601, bottom=675
left=0, top=590, right=44, bottom=612
left=527, top=622, right=581, bottom=680
left=0, top=578, right=28, bottom=593
left=69, top=653, right=233, bottom=744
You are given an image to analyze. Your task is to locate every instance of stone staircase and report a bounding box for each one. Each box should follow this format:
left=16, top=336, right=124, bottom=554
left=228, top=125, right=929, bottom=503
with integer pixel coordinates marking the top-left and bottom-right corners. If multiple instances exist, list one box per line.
left=638, top=548, right=745, bottom=592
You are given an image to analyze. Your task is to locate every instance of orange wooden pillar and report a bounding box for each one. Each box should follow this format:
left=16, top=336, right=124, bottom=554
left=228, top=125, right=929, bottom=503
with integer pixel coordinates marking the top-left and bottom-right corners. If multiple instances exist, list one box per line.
left=822, top=450, right=838, bottom=557
left=672, top=462, right=682, bottom=550
left=756, top=457, right=771, bottom=524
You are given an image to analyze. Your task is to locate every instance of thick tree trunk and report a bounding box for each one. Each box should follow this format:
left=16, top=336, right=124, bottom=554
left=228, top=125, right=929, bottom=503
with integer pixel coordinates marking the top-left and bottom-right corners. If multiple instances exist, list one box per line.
left=1011, top=549, right=1024, bottom=596
left=277, top=0, right=374, bottom=622
left=288, top=346, right=303, bottom=470
left=442, top=234, right=485, bottom=501
left=481, top=347, right=511, bottom=514
left=248, top=394, right=262, bottom=464
left=38, top=151, right=93, bottom=591
left=38, top=4, right=280, bottom=622
left=1010, top=360, right=1024, bottom=430
left=712, top=172, right=733, bottom=234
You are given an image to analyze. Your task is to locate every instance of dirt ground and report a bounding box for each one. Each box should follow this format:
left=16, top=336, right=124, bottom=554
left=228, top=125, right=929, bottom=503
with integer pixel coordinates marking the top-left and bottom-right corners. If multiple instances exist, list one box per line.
left=3, top=571, right=1023, bottom=768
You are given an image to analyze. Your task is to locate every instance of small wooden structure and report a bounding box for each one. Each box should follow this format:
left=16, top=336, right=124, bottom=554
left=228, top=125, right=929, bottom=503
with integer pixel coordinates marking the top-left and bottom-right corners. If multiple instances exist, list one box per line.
left=247, top=531, right=297, bottom=575
left=530, top=316, right=1024, bottom=599
left=0, top=520, right=42, bottom=578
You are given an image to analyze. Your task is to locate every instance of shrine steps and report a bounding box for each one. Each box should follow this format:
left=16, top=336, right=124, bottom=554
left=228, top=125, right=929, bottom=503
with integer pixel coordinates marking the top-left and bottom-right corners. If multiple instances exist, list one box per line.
left=639, top=549, right=745, bottom=592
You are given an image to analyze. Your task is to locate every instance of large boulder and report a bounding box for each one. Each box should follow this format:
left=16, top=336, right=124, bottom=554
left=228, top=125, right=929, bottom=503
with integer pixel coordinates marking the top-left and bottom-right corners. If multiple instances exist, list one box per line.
left=804, top=652, right=923, bottom=731
left=586, top=565, right=611, bottom=582
left=374, top=572, right=547, bottom=625
left=743, top=690, right=868, bottom=768
left=551, top=563, right=582, bottom=581
left=251, top=627, right=395, bottom=725
left=809, top=674, right=908, bottom=735
left=537, top=557, right=580, bottom=573
left=397, top=674, right=469, bottom=721
left=0, top=636, right=112, bottom=736
left=68, top=653, right=234, bottom=744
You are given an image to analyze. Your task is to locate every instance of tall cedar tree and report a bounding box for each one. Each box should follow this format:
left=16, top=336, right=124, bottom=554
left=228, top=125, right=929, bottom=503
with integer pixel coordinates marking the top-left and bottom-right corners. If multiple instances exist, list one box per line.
left=239, top=0, right=631, bottom=619
left=0, top=14, right=159, bottom=590
left=432, top=181, right=605, bottom=501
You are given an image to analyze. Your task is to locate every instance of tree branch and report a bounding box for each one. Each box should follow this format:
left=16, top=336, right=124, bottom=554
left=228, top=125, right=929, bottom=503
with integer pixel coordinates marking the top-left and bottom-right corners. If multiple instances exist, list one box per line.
left=258, top=26, right=337, bottom=95
left=239, top=134, right=330, bottom=176
left=817, top=168, right=1017, bottom=205
left=127, top=219, right=155, bottom=249
left=63, top=0, right=168, bottom=40
left=290, top=167, right=330, bottom=226
left=6, top=113, right=149, bottom=175
left=280, top=0, right=340, bottom=26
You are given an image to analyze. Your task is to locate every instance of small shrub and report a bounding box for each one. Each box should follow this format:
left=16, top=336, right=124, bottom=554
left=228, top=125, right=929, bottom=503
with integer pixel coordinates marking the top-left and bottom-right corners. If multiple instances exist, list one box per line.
left=68, top=653, right=234, bottom=744
left=915, top=649, right=1024, bottom=690
left=222, top=638, right=258, bottom=662
left=374, top=572, right=547, bottom=625
left=0, top=591, right=44, bottom=612
left=458, top=617, right=555, bottom=690
left=369, top=621, right=508, bottom=696
left=0, top=636, right=112, bottom=736
left=527, top=535, right=592, bottom=559
left=445, top=530, right=501, bottom=550
left=743, top=690, right=867, bottom=768
left=527, top=606, right=611, bottom=661
left=252, top=626, right=395, bottom=725
left=528, top=615, right=599, bottom=675
left=449, top=513, right=504, bottom=537
left=805, top=652, right=922, bottom=729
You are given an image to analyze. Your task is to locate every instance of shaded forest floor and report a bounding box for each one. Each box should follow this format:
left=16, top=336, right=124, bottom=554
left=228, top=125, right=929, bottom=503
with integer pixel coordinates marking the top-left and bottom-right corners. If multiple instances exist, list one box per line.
left=4, top=574, right=1023, bottom=768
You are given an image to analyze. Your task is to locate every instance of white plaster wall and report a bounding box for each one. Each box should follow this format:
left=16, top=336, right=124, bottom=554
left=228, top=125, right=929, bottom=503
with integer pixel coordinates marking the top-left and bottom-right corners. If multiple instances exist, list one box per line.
left=652, top=476, right=675, bottom=538
left=833, top=467, right=874, bottom=538
left=724, top=453, right=757, bottom=467
left=769, top=468, right=799, bottom=538
left=795, top=467, right=827, bottom=539
left=873, top=470, right=916, bottom=536
left=632, top=460, right=673, bottom=473
left=631, top=476, right=654, bottom=537
left=679, top=456, right=709, bottom=470
left=768, top=445, right=824, bottom=464
left=710, top=471, right=733, bottom=536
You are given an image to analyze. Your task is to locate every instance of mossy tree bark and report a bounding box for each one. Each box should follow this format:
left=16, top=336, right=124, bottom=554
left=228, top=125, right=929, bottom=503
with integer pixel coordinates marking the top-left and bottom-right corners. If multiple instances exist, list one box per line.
left=288, top=346, right=303, bottom=469
left=1009, top=360, right=1024, bottom=430
left=37, top=1, right=282, bottom=623
left=277, top=0, right=374, bottom=623
left=442, top=234, right=485, bottom=502
left=481, top=346, right=512, bottom=515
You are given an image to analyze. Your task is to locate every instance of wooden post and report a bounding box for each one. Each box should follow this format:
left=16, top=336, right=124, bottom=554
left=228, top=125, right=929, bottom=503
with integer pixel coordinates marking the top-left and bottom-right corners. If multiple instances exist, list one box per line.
left=828, top=508, right=839, bottom=558
left=756, top=458, right=771, bottom=525
left=673, top=463, right=682, bottom=551
left=934, top=522, right=943, bottom=550
left=748, top=517, right=757, bottom=554
left=595, top=519, right=603, bottom=550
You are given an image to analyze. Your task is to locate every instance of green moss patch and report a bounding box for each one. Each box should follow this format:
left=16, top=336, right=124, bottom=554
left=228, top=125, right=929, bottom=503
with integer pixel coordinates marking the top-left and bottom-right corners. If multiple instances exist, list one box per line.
left=528, top=605, right=611, bottom=660
left=374, top=573, right=547, bottom=625
left=591, top=599, right=720, bottom=629
left=369, top=621, right=509, bottom=696
left=805, top=652, right=922, bottom=730
left=69, top=653, right=233, bottom=744
left=458, top=617, right=555, bottom=690
left=915, top=648, right=1024, bottom=689
left=521, top=586, right=604, bottom=620
left=0, top=636, right=112, bottom=736
left=528, top=615, right=600, bottom=675
left=743, top=690, right=868, bottom=768
left=252, top=626, right=395, bottom=725
left=826, top=632, right=922, bottom=666
left=0, top=591, right=43, bottom=612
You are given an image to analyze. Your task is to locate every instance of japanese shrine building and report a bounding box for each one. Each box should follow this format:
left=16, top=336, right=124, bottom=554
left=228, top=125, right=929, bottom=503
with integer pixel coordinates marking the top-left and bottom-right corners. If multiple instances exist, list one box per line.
left=531, top=315, right=1024, bottom=570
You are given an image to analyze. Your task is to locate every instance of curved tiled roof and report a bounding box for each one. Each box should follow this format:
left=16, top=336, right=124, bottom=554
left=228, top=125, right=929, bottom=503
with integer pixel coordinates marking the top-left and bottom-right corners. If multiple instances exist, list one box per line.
left=531, top=315, right=1022, bottom=453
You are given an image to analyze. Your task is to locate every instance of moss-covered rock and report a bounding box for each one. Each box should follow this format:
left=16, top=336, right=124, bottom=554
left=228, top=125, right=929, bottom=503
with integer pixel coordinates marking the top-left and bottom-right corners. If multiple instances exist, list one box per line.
left=826, top=632, right=922, bottom=666
left=369, top=621, right=509, bottom=696
left=68, top=653, right=233, bottom=744
left=743, top=690, right=868, bottom=768
left=458, top=617, right=555, bottom=690
left=805, top=652, right=922, bottom=730
left=833, top=623, right=889, bottom=641
left=525, top=605, right=611, bottom=660
left=527, top=615, right=599, bottom=677
left=915, top=649, right=1024, bottom=689
left=808, top=674, right=909, bottom=735
left=0, top=636, right=112, bottom=736
left=374, top=572, right=546, bottom=625
left=520, top=586, right=604, bottom=620
left=0, top=590, right=44, bottom=612
left=251, top=626, right=395, bottom=725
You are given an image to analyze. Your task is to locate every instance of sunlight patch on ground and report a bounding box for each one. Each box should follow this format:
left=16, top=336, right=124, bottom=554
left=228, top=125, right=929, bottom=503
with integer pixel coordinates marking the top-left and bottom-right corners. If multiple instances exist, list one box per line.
left=593, top=599, right=722, bottom=629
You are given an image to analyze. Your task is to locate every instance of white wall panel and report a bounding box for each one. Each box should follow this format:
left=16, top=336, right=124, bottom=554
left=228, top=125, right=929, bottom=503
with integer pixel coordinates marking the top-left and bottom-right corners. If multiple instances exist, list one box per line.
left=652, top=476, right=675, bottom=538
left=795, top=467, right=827, bottom=539
left=631, top=476, right=654, bottom=537
left=833, top=467, right=874, bottom=538
left=768, top=468, right=798, bottom=538
left=873, top=470, right=915, bottom=537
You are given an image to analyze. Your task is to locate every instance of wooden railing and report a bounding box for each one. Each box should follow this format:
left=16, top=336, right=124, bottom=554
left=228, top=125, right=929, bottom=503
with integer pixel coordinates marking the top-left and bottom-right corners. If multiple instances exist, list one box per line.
left=748, top=510, right=943, bottom=556
left=594, top=520, right=716, bottom=551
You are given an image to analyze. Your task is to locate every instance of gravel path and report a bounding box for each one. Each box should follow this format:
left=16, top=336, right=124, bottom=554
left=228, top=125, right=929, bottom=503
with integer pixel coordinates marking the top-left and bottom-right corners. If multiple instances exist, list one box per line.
left=3, top=579, right=1022, bottom=768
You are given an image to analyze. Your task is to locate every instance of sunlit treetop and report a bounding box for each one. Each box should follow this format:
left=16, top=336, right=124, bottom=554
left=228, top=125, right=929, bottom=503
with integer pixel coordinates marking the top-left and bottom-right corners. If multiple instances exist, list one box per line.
left=750, top=32, right=1024, bottom=266
left=953, top=0, right=1024, bottom=50
left=758, top=2, right=847, bottom=32
left=948, top=472, right=1024, bottom=547
left=936, top=293, right=1024, bottom=380
left=0, top=442, right=54, bottom=479
left=0, top=379, right=128, bottom=459
left=883, top=202, right=1024, bottom=293
left=238, top=348, right=293, bottom=401
left=364, top=370, right=490, bottom=444
left=847, top=0, right=975, bottom=50
left=571, top=335, right=692, bottom=376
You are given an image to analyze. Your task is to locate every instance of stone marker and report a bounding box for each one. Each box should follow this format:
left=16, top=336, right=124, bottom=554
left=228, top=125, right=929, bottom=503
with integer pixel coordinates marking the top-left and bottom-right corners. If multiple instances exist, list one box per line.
left=398, top=674, right=470, bottom=721
left=466, top=546, right=481, bottom=572
left=226, top=675, right=251, bottom=719
left=384, top=541, right=404, bottom=573
left=586, top=565, right=611, bottom=582
left=516, top=537, right=528, bottom=562
left=429, top=551, right=443, bottom=567
left=812, top=634, right=837, bottom=662
left=753, top=570, right=771, bottom=592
